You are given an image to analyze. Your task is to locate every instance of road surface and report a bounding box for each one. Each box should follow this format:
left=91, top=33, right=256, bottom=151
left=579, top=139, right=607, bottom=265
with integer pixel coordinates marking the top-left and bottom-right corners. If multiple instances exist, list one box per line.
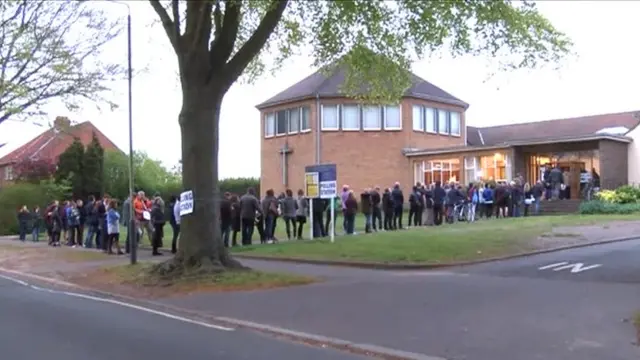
left=0, top=276, right=367, bottom=360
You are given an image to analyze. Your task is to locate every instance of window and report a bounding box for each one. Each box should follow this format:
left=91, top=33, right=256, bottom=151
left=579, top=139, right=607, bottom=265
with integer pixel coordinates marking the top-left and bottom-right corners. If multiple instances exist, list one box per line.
left=288, top=108, right=300, bottom=134
left=276, top=110, right=287, bottom=135
left=321, top=105, right=339, bottom=130
left=438, top=109, right=448, bottom=134
left=342, top=105, right=360, bottom=130
left=425, top=107, right=436, bottom=133
left=412, top=105, right=424, bottom=131
left=362, top=105, right=381, bottom=130
left=384, top=105, right=401, bottom=129
left=4, top=166, right=13, bottom=181
left=301, top=106, right=311, bottom=131
left=464, top=156, right=478, bottom=183
left=265, top=113, right=275, bottom=137
left=450, top=112, right=461, bottom=136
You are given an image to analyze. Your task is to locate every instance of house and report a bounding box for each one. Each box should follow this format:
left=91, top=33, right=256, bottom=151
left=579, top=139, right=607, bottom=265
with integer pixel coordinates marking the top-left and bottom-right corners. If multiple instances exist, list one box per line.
left=257, top=66, right=640, bottom=197
left=0, top=116, right=119, bottom=187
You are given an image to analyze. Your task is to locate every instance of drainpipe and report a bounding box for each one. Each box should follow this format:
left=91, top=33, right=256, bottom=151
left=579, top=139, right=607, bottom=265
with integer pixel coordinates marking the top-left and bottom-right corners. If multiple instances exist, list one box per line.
left=315, top=94, right=321, bottom=164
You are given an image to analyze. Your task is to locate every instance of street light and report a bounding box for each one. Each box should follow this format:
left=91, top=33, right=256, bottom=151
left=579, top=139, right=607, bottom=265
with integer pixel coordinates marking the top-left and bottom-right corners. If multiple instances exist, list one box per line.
left=81, top=0, right=136, bottom=264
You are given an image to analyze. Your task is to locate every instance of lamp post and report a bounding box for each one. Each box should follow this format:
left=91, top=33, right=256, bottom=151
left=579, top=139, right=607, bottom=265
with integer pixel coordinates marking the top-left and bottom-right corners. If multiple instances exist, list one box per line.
left=84, top=0, right=136, bottom=264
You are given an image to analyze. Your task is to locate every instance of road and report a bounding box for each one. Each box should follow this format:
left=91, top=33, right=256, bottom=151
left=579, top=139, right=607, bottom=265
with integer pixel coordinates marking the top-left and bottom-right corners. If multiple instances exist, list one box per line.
left=0, top=276, right=367, bottom=360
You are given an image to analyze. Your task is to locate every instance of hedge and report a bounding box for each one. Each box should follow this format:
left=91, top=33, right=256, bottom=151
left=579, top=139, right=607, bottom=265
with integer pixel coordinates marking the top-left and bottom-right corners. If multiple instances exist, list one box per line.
left=578, top=200, right=640, bottom=215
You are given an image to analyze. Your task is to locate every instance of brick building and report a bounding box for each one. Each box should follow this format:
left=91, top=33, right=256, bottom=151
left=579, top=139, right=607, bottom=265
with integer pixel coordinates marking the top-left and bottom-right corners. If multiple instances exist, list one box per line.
left=0, top=116, right=120, bottom=187
left=257, top=66, right=640, bottom=197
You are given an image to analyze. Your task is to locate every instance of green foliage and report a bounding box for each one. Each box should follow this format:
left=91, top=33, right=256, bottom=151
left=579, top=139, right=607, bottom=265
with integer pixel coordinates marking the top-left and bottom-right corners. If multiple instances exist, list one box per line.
left=0, top=0, right=124, bottom=125
left=55, top=138, right=85, bottom=198
left=83, top=132, right=105, bottom=198
left=578, top=200, right=640, bottom=215
left=219, top=177, right=260, bottom=196
left=0, top=180, right=70, bottom=235
left=596, top=185, right=640, bottom=205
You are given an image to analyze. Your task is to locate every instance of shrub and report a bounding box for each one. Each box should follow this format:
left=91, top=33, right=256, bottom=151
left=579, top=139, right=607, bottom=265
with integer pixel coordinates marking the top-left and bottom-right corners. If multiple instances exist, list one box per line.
left=0, top=180, right=70, bottom=235
left=596, top=185, right=640, bottom=204
left=578, top=200, right=640, bottom=215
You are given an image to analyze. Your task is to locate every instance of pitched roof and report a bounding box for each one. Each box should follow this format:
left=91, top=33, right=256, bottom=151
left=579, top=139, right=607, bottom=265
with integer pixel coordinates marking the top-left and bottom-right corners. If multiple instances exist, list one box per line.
left=0, top=121, right=120, bottom=166
left=467, top=110, right=640, bottom=146
left=256, top=66, right=468, bottom=109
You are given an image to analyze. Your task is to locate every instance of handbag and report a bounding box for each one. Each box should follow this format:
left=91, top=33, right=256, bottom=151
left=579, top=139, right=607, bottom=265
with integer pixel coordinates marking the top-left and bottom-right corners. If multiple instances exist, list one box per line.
left=143, top=210, right=151, bottom=221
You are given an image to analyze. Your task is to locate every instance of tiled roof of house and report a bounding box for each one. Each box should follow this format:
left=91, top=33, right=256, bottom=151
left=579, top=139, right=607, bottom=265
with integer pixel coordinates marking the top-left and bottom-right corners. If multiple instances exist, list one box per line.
left=0, top=121, right=120, bottom=166
left=466, top=110, right=640, bottom=147
left=256, top=66, right=468, bottom=109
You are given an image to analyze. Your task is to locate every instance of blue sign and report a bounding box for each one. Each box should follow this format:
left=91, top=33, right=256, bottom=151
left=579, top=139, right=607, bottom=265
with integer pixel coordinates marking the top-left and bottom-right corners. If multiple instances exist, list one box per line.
left=304, top=164, right=337, bottom=199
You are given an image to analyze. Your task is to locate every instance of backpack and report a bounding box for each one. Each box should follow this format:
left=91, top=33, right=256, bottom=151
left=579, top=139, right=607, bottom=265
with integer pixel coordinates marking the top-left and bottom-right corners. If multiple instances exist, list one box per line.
left=471, top=190, right=479, bottom=204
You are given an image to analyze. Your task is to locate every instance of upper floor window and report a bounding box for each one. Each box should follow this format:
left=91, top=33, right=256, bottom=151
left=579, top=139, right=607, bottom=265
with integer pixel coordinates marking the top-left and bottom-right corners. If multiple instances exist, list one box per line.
left=265, top=113, right=275, bottom=137
left=301, top=106, right=311, bottom=131
left=342, top=105, right=360, bottom=131
left=276, top=110, right=288, bottom=135
left=426, top=108, right=436, bottom=133
left=450, top=112, right=461, bottom=136
left=412, top=105, right=424, bottom=131
left=288, top=108, right=299, bottom=134
left=437, top=109, right=448, bottom=134
left=363, top=105, right=381, bottom=130
left=4, top=166, right=13, bottom=181
left=321, top=104, right=339, bottom=130
left=384, top=105, right=401, bottom=130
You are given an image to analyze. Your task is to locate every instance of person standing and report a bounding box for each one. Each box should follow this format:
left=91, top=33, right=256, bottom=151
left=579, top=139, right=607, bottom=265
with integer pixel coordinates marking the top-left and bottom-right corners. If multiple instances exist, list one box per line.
left=106, top=200, right=124, bottom=255
left=370, top=186, right=382, bottom=231
left=150, top=198, right=165, bottom=256
left=360, top=188, right=372, bottom=233
left=391, top=182, right=404, bottom=230
left=295, top=189, right=307, bottom=240
left=230, top=195, right=241, bottom=246
left=239, top=187, right=261, bottom=245
left=31, top=206, right=42, bottom=242
left=171, top=195, right=181, bottom=254
left=220, top=192, right=232, bottom=247
left=17, top=206, right=30, bottom=241
left=281, top=189, right=297, bottom=241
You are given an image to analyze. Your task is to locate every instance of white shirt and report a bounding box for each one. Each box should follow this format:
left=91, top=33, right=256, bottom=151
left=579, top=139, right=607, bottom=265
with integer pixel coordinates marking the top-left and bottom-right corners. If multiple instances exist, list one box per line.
left=173, top=200, right=181, bottom=225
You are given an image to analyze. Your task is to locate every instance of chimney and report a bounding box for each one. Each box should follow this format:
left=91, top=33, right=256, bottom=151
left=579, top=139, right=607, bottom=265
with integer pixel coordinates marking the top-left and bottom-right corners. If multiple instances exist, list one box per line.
left=53, top=116, right=71, bottom=131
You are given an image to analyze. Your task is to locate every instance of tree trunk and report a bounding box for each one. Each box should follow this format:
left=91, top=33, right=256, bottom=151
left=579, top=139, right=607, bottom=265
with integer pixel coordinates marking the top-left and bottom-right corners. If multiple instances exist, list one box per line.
left=168, top=85, right=242, bottom=272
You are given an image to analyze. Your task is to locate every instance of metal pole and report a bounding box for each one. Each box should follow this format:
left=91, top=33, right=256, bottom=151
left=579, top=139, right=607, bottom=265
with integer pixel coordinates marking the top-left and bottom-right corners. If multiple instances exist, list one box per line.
left=126, top=10, right=136, bottom=265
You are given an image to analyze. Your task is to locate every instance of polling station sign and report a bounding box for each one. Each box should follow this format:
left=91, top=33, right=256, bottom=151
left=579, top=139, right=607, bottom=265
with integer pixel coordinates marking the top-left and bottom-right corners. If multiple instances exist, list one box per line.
left=179, top=190, right=194, bottom=216
left=304, top=164, right=337, bottom=199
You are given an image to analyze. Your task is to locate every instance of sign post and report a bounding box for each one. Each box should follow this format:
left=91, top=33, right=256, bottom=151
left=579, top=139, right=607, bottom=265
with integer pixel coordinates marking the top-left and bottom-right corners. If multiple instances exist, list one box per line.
left=304, top=164, right=337, bottom=241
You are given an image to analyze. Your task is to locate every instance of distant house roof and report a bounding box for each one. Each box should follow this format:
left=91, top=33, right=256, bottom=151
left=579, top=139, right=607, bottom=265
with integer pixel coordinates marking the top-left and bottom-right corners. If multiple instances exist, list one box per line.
left=466, top=110, right=640, bottom=147
left=255, top=66, right=468, bottom=110
left=0, top=121, right=120, bottom=166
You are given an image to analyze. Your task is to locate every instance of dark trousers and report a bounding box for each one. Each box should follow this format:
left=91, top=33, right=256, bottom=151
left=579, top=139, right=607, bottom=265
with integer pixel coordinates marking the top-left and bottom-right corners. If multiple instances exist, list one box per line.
left=125, top=222, right=140, bottom=253
left=221, top=225, right=230, bottom=247
left=392, top=207, right=403, bottom=229
left=18, top=222, right=27, bottom=241
left=345, top=213, right=355, bottom=234
left=372, top=207, right=382, bottom=231
left=69, top=225, right=82, bottom=246
left=312, top=212, right=325, bottom=238
left=433, top=204, right=443, bottom=225
left=256, top=217, right=265, bottom=243
left=241, top=218, right=255, bottom=245
left=383, top=210, right=393, bottom=230
left=324, top=210, right=334, bottom=236
left=171, top=223, right=180, bottom=253
left=413, top=207, right=423, bottom=226
left=295, top=216, right=306, bottom=239
left=152, top=224, right=163, bottom=253
left=284, top=217, right=296, bottom=240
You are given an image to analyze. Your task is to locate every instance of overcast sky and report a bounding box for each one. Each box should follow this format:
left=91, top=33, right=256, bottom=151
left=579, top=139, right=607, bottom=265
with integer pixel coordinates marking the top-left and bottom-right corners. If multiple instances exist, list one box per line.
left=1, top=1, right=639, bottom=179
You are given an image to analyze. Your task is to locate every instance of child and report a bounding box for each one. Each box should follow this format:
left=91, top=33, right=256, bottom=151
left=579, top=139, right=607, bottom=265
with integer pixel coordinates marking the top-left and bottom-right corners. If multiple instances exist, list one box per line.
left=106, top=200, right=123, bottom=255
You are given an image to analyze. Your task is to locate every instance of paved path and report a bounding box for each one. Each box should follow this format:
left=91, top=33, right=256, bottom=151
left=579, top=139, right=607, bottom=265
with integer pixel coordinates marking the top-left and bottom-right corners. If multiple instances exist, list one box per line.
left=0, top=276, right=368, bottom=360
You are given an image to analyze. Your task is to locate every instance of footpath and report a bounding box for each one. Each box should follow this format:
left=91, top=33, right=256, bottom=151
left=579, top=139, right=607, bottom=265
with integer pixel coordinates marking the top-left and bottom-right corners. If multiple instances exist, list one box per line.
left=1, top=236, right=639, bottom=360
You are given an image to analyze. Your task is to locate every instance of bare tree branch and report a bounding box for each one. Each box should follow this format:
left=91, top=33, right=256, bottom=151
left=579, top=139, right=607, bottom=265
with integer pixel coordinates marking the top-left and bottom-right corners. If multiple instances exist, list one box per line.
left=184, top=0, right=214, bottom=56
left=224, top=0, right=288, bottom=85
left=209, top=0, right=240, bottom=68
left=213, top=0, right=222, bottom=36
left=149, top=0, right=180, bottom=53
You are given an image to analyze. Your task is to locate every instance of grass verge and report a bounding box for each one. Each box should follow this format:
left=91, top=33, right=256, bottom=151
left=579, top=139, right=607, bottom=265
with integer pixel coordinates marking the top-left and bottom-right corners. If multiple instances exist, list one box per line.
left=73, top=262, right=318, bottom=298
left=231, top=214, right=640, bottom=264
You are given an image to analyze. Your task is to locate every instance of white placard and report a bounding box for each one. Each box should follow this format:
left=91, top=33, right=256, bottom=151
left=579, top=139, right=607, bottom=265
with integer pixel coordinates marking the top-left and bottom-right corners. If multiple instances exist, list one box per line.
left=319, top=180, right=337, bottom=199
left=179, top=190, right=194, bottom=216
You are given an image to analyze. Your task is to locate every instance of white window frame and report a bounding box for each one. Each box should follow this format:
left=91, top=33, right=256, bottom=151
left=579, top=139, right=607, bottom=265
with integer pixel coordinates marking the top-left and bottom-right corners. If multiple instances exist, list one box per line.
left=425, top=107, right=436, bottom=133
left=264, top=113, right=275, bottom=138
left=412, top=105, right=424, bottom=132
left=4, top=165, right=13, bottom=181
left=362, top=105, right=382, bottom=131
left=437, top=109, right=448, bottom=135
left=383, top=105, right=402, bottom=130
left=275, top=110, right=288, bottom=136
left=320, top=104, right=339, bottom=131
left=341, top=104, right=361, bottom=131
left=450, top=111, right=461, bottom=137
left=287, top=107, right=300, bottom=134
left=300, top=106, right=311, bottom=133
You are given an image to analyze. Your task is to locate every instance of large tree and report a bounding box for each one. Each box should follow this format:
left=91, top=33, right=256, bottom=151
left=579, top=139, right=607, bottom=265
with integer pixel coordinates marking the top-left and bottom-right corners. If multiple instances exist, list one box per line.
left=0, top=0, right=122, bottom=125
left=83, top=132, right=105, bottom=198
left=148, top=0, right=571, bottom=274
left=55, top=138, right=85, bottom=198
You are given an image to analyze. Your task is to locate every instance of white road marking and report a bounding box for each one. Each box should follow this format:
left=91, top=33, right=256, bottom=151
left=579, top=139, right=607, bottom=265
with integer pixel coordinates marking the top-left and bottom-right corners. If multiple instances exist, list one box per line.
left=0, top=273, right=234, bottom=332
left=552, top=263, right=602, bottom=273
left=538, top=262, right=568, bottom=270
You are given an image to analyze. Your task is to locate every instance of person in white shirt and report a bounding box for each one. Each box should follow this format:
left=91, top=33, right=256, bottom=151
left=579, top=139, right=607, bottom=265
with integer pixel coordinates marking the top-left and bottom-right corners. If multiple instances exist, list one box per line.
left=170, top=195, right=181, bottom=254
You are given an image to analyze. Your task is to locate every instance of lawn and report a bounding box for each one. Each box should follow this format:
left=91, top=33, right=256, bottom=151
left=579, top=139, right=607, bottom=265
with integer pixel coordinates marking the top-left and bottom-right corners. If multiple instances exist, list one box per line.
left=229, top=214, right=640, bottom=264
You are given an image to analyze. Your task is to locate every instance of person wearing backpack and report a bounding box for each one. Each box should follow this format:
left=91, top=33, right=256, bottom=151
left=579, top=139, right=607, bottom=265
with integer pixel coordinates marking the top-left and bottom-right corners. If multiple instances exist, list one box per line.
left=482, top=184, right=494, bottom=219
left=67, top=201, right=82, bottom=247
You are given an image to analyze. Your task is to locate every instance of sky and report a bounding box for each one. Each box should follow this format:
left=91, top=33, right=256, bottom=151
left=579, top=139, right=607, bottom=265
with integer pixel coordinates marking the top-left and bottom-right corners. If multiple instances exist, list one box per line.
left=1, top=1, right=639, bottom=179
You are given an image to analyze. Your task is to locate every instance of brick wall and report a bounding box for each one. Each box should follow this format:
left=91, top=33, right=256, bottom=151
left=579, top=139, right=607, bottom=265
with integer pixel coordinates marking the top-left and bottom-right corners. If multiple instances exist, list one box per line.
left=598, top=139, right=629, bottom=189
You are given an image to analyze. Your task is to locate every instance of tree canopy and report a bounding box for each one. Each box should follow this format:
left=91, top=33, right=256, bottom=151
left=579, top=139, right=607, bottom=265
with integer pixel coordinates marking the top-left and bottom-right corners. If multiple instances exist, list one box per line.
left=0, top=0, right=122, bottom=125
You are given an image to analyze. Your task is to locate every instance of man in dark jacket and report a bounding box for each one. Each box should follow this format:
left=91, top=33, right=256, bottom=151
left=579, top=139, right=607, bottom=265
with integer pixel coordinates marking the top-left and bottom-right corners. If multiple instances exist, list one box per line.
left=360, top=189, right=372, bottom=233
left=432, top=181, right=446, bottom=226
left=370, top=187, right=382, bottom=231
left=311, top=197, right=327, bottom=238
left=239, top=187, right=261, bottom=245
left=382, top=188, right=393, bottom=230
left=391, top=182, right=404, bottom=230
left=220, top=192, right=232, bottom=247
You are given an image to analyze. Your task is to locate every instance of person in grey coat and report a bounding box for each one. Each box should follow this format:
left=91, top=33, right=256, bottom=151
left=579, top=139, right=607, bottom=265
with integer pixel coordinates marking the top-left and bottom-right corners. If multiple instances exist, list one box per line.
left=239, top=187, right=261, bottom=245
left=295, top=189, right=308, bottom=240
left=281, top=189, right=298, bottom=241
